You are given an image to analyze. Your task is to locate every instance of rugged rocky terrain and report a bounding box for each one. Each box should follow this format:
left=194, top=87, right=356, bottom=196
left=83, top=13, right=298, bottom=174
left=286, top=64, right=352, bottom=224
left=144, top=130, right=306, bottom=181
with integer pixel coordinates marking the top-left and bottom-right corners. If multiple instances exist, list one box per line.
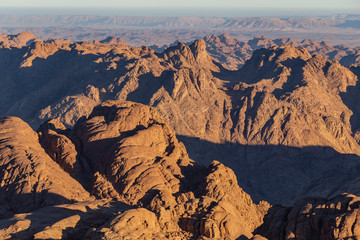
left=1, top=101, right=360, bottom=239
left=1, top=32, right=360, bottom=205
left=257, top=193, right=360, bottom=239
left=0, top=101, right=270, bottom=239
left=2, top=31, right=360, bottom=238
left=164, top=34, right=360, bottom=70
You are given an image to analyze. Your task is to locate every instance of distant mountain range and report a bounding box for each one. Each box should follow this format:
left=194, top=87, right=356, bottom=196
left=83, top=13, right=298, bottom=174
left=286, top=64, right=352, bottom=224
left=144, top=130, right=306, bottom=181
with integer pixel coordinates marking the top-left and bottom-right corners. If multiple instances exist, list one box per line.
left=1, top=14, right=360, bottom=46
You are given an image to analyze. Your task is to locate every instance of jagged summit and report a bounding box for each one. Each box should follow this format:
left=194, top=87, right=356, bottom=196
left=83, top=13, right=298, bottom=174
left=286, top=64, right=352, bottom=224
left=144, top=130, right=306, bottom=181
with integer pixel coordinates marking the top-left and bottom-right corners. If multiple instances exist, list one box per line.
left=163, top=39, right=217, bottom=70
left=203, top=34, right=360, bottom=70
left=247, top=35, right=276, bottom=50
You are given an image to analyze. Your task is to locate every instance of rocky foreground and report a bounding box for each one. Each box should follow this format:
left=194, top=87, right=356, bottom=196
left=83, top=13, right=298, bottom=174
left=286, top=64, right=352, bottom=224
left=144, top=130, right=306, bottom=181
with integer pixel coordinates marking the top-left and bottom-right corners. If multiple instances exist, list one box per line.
left=0, top=100, right=359, bottom=239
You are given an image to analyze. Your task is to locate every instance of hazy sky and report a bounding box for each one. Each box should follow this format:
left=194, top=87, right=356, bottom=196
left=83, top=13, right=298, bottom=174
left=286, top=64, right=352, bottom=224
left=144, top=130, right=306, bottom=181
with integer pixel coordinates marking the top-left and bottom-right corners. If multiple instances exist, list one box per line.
left=1, top=0, right=359, bottom=9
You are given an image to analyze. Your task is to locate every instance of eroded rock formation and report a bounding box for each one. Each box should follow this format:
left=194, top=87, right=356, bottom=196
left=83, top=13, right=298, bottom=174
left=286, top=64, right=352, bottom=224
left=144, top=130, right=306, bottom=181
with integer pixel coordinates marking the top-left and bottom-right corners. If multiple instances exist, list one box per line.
left=258, top=193, right=360, bottom=240
left=0, top=117, right=90, bottom=215
left=0, top=101, right=269, bottom=239
left=1, top=33, right=360, bottom=205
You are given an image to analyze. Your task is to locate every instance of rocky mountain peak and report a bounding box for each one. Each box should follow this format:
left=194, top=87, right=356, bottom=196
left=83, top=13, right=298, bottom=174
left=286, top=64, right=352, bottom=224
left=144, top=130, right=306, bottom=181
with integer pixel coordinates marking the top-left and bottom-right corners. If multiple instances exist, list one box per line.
left=0, top=31, right=39, bottom=48
left=189, top=39, right=213, bottom=65
left=163, top=38, right=217, bottom=70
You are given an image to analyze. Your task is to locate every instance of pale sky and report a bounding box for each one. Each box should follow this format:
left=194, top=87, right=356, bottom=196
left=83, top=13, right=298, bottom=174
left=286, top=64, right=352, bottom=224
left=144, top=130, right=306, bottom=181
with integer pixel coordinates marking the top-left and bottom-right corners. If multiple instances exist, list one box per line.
left=1, top=0, right=359, bottom=9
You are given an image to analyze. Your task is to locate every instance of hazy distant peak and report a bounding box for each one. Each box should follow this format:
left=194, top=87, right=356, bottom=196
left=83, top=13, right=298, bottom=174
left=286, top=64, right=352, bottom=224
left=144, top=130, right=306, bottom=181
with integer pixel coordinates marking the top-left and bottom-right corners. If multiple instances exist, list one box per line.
left=100, top=36, right=128, bottom=46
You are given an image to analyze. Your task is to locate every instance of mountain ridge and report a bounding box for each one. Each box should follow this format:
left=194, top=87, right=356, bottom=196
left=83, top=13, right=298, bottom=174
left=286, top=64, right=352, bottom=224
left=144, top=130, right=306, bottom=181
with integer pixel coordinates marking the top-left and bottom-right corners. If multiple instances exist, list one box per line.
left=1, top=32, right=360, bottom=205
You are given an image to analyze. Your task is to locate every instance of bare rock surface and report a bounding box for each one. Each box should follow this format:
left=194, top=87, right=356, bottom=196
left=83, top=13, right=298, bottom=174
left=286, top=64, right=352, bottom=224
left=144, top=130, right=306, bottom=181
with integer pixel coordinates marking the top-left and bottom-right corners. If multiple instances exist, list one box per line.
left=90, top=208, right=164, bottom=239
left=73, top=100, right=268, bottom=239
left=0, top=100, right=269, bottom=239
left=257, top=193, right=360, bottom=240
left=0, top=200, right=132, bottom=240
left=1, top=33, right=360, bottom=206
left=0, top=32, right=40, bottom=48
left=2, top=99, right=360, bottom=239
left=0, top=117, right=91, bottom=214
left=100, top=36, right=128, bottom=46
left=203, top=35, right=360, bottom=70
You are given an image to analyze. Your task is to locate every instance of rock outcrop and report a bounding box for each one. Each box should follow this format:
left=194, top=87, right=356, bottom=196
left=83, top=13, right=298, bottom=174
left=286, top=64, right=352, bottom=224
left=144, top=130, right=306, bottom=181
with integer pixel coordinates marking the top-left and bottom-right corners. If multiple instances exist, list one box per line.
left=0, top=101, right=269, bottom=239
left=257, top=193, right=360, bottom=240
left=0, top=117, right=91, bottom=215
left=1, top=32, right=360, bottom=205
left=0, top=32, right=39, bottom=48
left=73, top=100, right=269, bottom=239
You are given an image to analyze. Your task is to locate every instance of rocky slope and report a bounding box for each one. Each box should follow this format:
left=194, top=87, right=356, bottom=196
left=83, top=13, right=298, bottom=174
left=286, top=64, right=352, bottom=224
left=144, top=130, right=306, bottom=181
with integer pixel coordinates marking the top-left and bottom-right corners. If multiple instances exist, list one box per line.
left=1, top=100, right=360, bottom=239
left=0, top=100, right=270, bottom=239
left=257, top=193, right=360, bottom=239
left=1, top=32, right=360, bottom=206
left=0, top=117, right=91, bottom=216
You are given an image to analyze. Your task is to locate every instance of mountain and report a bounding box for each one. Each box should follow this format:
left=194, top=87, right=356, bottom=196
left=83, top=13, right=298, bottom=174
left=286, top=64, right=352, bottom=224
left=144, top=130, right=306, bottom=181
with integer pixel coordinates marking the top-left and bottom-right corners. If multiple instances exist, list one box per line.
left=152, top=34, right=360, bottom=70
left=0, top=117, right=90, bottom=215
left=0, top=100, right=269, bottom=239
left=204, top=34, right=360, bottom=70
left=2, top=31, right=360, bottom=238
left=1, top=32, right=360, bottom=206
left=1, top=14, right=360, bottom=47
left=258, top=193, right=360, bottom=239
left=1, top=101, right=360, bottom=239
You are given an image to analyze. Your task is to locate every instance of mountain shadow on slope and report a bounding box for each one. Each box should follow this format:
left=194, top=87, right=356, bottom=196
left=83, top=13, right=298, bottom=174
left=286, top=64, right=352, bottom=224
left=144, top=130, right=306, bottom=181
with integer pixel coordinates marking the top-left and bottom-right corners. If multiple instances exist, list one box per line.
left=341, top=66, right=360, bottom=135
left=177, top=135, right=360, bottom=205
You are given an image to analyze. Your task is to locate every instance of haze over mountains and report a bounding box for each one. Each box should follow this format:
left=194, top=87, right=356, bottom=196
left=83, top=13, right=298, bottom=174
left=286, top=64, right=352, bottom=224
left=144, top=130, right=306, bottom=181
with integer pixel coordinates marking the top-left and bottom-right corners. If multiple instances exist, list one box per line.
left=1, top=14, right=360, bottom=46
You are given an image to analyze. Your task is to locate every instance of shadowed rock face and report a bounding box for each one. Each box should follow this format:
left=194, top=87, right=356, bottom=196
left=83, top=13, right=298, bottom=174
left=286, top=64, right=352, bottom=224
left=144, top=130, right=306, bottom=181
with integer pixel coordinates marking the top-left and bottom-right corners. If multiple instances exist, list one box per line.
left=74, top=100, right=269, bottom=239
left=0, top=32, right=40, bottom=48
left=257, top=194, right=360, bottom=240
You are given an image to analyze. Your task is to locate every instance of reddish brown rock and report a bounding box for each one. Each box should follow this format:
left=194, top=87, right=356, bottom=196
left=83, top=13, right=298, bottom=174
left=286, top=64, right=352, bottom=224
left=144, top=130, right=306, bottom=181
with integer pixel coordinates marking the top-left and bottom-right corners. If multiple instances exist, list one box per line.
left=0, top=31, right=39, bottom=48
left=1, top=32, right=360, bottom=206
left=0, top=117, right=91, bottom=213
left=92, top=208, right=164, bottom=239
left=75, top=100, right=268, bottom=239
left=257, top=193, right=360, bottom=240
left=195, top=161, right=270, bottom=239
left=37, top=119, right=79, bottom=176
